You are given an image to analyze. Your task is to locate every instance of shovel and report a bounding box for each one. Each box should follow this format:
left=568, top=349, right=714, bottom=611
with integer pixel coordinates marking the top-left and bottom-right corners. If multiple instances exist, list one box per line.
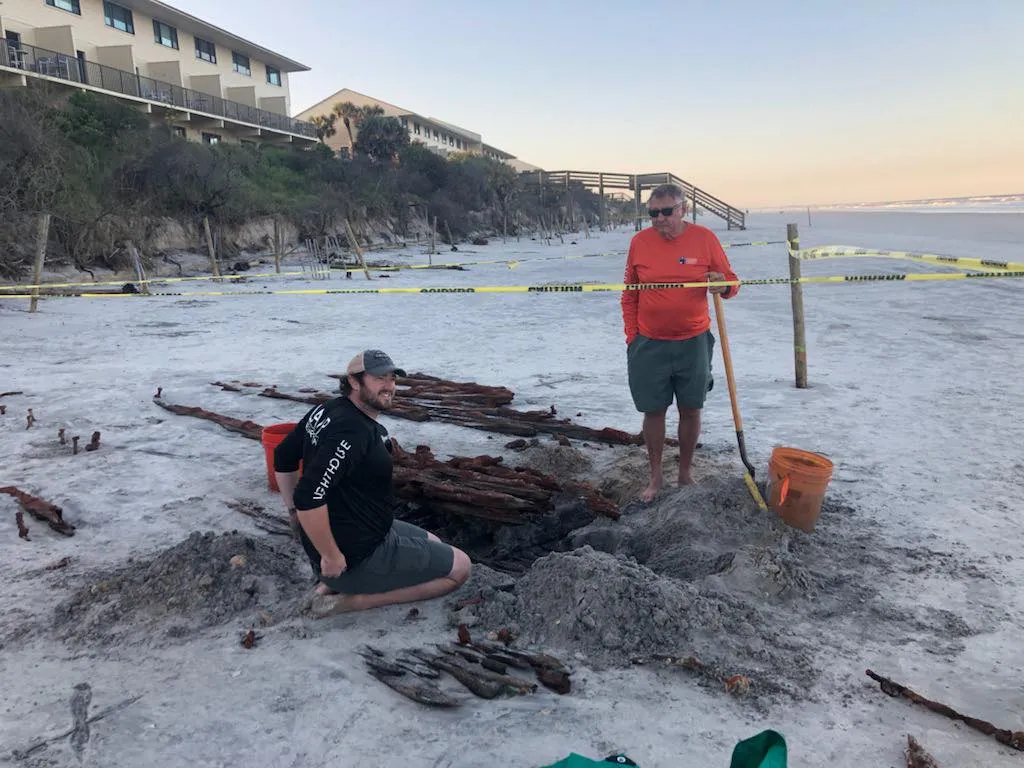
left=712, top=292, right=768, bottom=512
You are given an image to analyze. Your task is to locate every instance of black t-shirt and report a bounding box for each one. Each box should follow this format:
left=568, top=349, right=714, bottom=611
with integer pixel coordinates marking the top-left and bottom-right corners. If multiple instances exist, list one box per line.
left=273, top=396, right=394, bottom=567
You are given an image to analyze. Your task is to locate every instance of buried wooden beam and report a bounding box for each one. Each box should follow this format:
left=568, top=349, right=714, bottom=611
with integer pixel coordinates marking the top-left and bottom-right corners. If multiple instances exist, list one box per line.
left=1, top=486, right=75, bottom=536
left=154, top=402, right=620, bottom=523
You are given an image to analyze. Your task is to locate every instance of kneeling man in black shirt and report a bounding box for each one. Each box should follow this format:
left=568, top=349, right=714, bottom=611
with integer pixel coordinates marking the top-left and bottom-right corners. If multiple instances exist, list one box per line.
left=274, top=349, right=471, bottom=615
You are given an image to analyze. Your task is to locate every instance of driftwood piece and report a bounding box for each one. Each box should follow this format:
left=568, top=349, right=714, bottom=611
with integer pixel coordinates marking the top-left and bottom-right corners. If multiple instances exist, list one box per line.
left=417, top=648, right=536, bottom=698
left=152, top=398, right=262, bottom=441
left=0, top=487, right=75, bottom=536
left=906, top=735, right=940, bottom=768
left=11, top=694, right=143, bottom=761
left=537, top=668, right=572, bottom=695
left=866, top=669, right=1024, bottom=751
left=0, top=391, right=24, bottom=397
left=16, top=511, right=29, bottom=540
left=225, top=500, right=293, bottom=537
left=365, top=670, right=460, bottom=708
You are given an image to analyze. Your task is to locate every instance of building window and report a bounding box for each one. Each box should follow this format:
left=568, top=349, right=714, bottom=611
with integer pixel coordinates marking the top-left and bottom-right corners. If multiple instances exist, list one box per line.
left=103, top=2, right=134, bottom=33
left=153, top=20, right=178, bottom=49
left=266, top=65, right=281, bottom=86
left=202, top=132, right=221, bottom=145
left=195, top=37, right=216, bottom=64
left=46, top=0, right=81, bottom=14
left=413, top=122, right=420, bottom=135
left=172, top=126, right=186, bottom=139
left=232, top=52, right=250, bottom=76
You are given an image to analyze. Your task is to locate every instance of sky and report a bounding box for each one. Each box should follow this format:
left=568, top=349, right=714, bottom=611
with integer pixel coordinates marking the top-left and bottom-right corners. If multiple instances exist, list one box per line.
left=168, top=0, right=1024, bottom=208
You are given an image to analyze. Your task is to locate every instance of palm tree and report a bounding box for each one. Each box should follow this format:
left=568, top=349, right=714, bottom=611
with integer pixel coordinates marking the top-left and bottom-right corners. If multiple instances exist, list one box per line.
left=331, top=102, right=385, bottom=156
left=309, top=113, right=337, bottom=144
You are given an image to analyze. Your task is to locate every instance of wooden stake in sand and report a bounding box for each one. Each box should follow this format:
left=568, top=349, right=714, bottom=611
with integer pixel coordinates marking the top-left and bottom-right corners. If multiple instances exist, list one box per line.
left=343, top=218, right=372, bottom=280
left=29, top=212, right=51, bottom=313
left=202, top=216, right=221, bottom=281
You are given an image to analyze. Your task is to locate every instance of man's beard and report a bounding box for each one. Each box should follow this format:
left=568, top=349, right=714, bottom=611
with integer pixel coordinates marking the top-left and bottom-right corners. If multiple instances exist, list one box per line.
left=360, top=390, right=394, bottom=412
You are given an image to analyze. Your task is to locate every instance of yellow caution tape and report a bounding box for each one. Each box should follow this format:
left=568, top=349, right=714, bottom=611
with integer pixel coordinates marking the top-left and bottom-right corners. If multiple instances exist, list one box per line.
left=0, top=240, right=789, bottom=293
left=791, top=246, right=1024, bottom=272
left=3, top=269, right=1022, bottom=300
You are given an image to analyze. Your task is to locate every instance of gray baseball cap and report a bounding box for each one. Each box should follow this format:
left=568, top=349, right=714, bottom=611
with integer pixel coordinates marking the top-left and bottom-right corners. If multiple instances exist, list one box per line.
left=346, top=349, right=406, bottom=378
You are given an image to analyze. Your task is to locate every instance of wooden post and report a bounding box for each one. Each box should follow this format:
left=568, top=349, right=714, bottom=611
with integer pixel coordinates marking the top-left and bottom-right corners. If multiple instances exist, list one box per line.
left=430, top=216, right=437, bottom=263
left=787, top=223, right=808, bottom=388
left=273, top=216, right=282, bottom=273
left=343, top=218, right=371, bottom=280
left=29, top=212, right=51, bottom=313
left=691, top=187, right=698, bottom=223
left=443, top=220, right=454, bottom=248
left=127, top=241, right=150, bottom=295
left=633, top=175, right=641, bottom=231
left=202, top=216, right=221, bottom=280
left=807, top=206, right=812, bottom=227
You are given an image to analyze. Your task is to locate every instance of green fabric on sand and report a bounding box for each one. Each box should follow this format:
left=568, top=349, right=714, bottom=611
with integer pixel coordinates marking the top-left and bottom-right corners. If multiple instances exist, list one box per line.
left=730, top=730, right=787, bottom=768
left=539, top=729, right=787, bottom=768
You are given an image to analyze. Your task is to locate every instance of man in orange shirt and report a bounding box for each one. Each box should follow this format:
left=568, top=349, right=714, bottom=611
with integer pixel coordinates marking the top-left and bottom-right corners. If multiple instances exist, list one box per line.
left=621, top=184, right=739, bottom=501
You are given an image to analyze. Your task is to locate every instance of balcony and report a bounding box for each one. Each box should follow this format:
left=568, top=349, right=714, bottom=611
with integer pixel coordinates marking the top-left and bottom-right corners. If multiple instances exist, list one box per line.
left=0, top=39, right=316, bottom=141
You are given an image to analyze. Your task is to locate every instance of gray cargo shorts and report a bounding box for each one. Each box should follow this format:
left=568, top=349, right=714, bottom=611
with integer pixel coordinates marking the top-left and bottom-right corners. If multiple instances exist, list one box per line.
left=321, top=520, right=455, bottom=595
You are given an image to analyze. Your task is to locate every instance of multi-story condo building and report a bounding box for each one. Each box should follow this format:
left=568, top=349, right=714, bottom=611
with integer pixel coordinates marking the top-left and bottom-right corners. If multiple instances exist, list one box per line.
left=295, top=88, right=541, bottom=172
left=0, top=0, right=316, bottom=144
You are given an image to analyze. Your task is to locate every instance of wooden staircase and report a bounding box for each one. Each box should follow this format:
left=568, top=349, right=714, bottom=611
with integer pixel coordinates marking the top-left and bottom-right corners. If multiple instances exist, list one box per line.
left=521, top=170, right=746, bottom=230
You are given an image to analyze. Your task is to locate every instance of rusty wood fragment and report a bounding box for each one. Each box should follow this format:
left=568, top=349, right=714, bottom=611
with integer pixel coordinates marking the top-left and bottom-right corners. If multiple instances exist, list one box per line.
left=0, top=405, right=6, bottom=415
left=72, top=436, right=79, bottom=454
left=866, top=669, right=1024, bottom=752
left=906, top=735, right=939, bottom=768
left=537, top=667, right=572, bottom=695
left=152, top=398, right=262, bottom=441
left=1, top=486, right=75, bottom=536
left=16, top=510, right=30, bottom=540
left=240, top=629, right=259, bottom=649
left=45, top=556, right=72, bottom=570
left=0, top=391, right=24, bottom=397
left=85, top=431, right=101, bottom=452
left=26, top=409, right=35, bottom=429
left=365, top=670, right=460, bottom=708
left=225, top=500, right=293, bottom=537
left=212, top=381, right=242, bottom=392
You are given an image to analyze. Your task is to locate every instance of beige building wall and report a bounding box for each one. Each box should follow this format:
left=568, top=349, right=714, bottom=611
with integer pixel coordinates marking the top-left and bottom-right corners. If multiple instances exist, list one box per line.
left=295, top=88, right=492, bottom=158
left=0, top=0, right=296, bottom=115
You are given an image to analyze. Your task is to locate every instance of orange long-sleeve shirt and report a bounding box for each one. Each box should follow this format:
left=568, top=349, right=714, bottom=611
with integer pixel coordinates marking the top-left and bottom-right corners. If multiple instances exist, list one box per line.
left=621, top=224, right=739, bottom=344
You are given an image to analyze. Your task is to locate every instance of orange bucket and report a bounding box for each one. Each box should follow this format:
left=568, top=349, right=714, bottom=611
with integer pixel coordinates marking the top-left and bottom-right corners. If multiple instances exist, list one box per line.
left=768, top=447, right=834, bottom=532
left=261, top=422, right=297, bottom=492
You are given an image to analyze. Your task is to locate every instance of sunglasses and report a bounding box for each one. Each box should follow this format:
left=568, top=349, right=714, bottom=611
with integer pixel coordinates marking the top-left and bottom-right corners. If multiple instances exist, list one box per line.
left=648, top=205, right=680, bottom=218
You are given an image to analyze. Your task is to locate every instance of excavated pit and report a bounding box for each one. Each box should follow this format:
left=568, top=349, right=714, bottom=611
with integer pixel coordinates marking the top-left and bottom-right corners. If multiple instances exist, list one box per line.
left=42, top=443, right=995, bottom=707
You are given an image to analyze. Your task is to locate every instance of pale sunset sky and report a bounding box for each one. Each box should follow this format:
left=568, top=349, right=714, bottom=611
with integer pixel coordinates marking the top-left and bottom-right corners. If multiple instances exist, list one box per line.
left=169, top=0, right=1024, bottom=208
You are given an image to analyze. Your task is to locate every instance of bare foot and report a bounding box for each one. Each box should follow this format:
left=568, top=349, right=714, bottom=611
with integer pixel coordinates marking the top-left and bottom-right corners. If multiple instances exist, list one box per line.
left=314, top=582, right=338, bottom=596
left=639, top=477, right=663, bottom=503
left=308, top=593, right=356, bottom=618
left=678, top=471, right=695, bottom=486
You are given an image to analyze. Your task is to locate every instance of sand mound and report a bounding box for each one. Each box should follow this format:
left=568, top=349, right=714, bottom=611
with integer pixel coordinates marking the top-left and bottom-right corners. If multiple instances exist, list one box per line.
left=458, top=546, right=815, bottom=701
left=53, top=532, right=308, bottom=646
left=513, top=442, right=594, bottom=479
left=447, top=468, right=991, bottom=705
